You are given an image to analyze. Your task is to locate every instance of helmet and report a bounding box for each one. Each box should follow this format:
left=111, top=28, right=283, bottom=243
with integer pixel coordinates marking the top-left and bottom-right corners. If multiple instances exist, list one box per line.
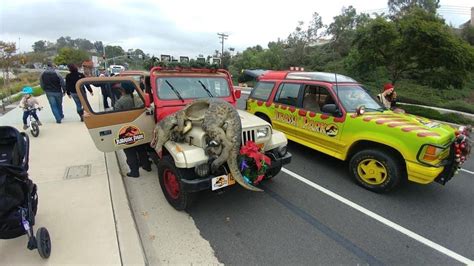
left=22, top=87, right=34, bottom=94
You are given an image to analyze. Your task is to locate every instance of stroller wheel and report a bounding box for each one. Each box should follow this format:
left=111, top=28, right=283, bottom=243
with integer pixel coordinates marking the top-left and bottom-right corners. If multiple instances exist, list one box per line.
left=36, top=227, right=51, bottom=259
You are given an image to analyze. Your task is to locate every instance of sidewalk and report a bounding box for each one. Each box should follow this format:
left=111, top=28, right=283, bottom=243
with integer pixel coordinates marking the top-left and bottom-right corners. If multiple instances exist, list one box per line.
left=0, top=94, right=145, bottom=264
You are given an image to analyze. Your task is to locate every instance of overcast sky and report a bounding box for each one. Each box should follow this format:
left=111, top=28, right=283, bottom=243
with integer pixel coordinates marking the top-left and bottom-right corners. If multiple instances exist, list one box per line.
left=1, top=0, right=472, bottom=58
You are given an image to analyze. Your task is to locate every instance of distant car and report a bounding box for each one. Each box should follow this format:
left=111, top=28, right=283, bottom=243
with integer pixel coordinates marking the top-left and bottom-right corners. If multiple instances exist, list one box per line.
left=246, top=70, right=469, bottom=192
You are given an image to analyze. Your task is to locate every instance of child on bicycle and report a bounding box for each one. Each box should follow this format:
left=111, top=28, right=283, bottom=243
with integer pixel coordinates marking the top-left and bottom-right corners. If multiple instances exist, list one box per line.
left=20, top=87, right=42, bottom=130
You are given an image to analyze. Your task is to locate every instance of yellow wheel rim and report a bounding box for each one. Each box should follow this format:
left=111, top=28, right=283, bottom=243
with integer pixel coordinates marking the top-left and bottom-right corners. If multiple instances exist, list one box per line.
left=357, top=159, right=388, bottom=185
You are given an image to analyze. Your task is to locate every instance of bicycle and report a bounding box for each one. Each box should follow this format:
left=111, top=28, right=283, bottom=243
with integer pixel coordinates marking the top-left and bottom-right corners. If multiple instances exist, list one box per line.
left=23, top=107, right=42, bottom=137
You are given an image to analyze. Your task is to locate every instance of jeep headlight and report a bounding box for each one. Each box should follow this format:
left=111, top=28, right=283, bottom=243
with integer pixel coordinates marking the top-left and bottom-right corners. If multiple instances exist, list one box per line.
left=256, top=127, right=270, bottom=139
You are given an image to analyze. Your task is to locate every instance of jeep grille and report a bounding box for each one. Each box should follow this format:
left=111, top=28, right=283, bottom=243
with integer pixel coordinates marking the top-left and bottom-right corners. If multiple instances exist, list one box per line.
left=241, top=129, right=255, bottom=145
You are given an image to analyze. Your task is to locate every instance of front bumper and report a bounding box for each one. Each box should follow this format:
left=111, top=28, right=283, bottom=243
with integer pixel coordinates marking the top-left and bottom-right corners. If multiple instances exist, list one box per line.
left=408, top=143, right=459, bottom=185
left=181, top=151, right=292, bottom=192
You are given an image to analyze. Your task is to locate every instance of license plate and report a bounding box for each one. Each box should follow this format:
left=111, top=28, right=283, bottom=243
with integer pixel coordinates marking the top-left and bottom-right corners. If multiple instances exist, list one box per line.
left=211, top=174, right=235, bottom=191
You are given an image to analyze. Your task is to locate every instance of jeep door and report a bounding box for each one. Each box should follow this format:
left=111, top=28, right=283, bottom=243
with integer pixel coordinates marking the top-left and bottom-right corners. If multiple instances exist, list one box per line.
left=297, top=84, right=346, bottom=158
left=76, top=77, right=155, bottom=152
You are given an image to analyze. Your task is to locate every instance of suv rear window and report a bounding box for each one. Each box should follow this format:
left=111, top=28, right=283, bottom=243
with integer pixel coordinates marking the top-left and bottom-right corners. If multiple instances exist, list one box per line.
left=251, top=82, right=274, bottom=101
left=274, top=83, right=301, bottom=106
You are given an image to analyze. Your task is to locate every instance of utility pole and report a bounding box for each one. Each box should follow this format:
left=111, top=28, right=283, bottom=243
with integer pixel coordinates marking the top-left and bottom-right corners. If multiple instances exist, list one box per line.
left=217, top=33, right=228, bottom=67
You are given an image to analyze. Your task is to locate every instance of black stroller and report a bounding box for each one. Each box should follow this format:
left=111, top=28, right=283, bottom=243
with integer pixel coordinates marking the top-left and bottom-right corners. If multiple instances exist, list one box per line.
left=0, top=126, right=51, bottom=258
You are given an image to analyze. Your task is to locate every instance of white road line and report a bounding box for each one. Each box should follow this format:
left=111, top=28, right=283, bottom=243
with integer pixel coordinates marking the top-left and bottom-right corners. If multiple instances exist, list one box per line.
left=282, top=167, right=474, bottom=265
left=460, top=168, right=474, bottom=175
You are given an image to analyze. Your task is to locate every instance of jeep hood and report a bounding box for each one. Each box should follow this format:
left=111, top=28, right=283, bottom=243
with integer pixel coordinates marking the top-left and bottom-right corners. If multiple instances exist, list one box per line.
left=359, top=111, right=456, bottom=145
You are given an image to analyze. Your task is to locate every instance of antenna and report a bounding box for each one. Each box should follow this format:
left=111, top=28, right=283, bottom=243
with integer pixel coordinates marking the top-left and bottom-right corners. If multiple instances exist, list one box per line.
left=334, top=72, right=339, bottom=97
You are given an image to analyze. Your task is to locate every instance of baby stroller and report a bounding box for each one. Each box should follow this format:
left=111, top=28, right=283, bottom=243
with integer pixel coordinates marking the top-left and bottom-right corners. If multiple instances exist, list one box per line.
left=0, top=126, right=51, bottom=258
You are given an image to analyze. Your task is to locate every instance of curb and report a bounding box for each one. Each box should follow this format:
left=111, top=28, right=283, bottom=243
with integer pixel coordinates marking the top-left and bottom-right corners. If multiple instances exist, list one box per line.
left=106, top=152, right=147, bottom=265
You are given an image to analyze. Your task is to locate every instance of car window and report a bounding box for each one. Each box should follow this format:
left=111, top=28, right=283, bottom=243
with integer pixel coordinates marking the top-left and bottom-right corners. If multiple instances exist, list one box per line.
left=302, top=85, right=335, bottom=113
left=80, top=80, right=144, bottom=114
left=251, top=82, right=274, bottom=101
left=274, top=83, right=301, bottom=106
left=337, top=85, right=382, bottom=112
left=157, top=77, right=230, bottom=100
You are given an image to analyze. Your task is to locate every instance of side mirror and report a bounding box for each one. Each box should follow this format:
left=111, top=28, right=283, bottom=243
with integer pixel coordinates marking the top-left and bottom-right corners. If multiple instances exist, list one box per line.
left=234, top=89, right=241, bottom=99
left=322, top=104, right=340, bottom=116
left=144, top=93, right=151, bottom=108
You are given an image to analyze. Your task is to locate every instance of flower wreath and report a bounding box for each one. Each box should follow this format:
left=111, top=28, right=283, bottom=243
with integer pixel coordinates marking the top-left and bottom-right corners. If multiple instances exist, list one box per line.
left=454, top=126, right=472, bottom=171
left=238, top=141, right=271, bottom=185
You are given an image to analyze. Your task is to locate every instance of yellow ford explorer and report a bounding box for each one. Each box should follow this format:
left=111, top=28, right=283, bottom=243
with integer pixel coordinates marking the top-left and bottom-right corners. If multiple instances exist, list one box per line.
left=246, top=70, right=469, bottom=192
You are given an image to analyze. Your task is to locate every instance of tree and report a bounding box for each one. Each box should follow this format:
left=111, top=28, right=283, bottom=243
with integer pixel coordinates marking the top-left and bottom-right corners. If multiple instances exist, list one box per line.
left=54, top=47, right=90, bottom=66
left=56, top=36, right=74, bottom=50
left=0, top=41, right=18, bottom=87
left=74, top=38, right=94, bottom=51
left=32, top=40, right=46, bottom=53
left=461, top=25, right=474, bottom=45
left=94, top=41, right=104, bottom=55
left=286, top=12, right=325, bottom=67
left=388, top=0, right=440, bottom=16
left=104, top=45, right=124, bottom=59
left=326, top=6, right=371, bottom=57
left=352, top=8, right=474, bottom=87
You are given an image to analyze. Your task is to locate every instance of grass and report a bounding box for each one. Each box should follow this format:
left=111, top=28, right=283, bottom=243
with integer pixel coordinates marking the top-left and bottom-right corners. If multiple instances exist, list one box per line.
left=401, top=104, right=473, bottom=125
left=363, top=79, right=474, bottom=114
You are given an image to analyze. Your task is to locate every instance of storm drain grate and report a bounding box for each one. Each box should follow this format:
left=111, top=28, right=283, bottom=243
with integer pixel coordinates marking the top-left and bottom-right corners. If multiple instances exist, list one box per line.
left=64, top=164, right=92, bottom=180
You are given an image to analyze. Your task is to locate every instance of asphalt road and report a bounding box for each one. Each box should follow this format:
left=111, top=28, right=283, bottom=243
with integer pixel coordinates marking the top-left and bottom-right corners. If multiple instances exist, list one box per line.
left=124, top=94, right=474, bottom=265
left=183, top=94, right=474, bottom=265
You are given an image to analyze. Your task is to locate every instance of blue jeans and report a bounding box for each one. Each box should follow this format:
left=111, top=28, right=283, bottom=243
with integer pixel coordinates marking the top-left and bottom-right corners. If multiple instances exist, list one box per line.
left=46, top=92, right=64, bottom=123
left=23, top=110, right=39, bottom=125
left=71, top=93, right=84, bottom=116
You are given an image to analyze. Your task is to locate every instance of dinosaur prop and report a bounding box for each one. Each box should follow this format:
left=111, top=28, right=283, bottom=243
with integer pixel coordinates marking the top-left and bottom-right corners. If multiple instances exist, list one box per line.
left=151, top=98, right=263, bottom=192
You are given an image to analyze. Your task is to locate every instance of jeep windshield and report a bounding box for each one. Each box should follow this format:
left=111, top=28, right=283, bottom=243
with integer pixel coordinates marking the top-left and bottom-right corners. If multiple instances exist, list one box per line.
left=156, top=77, right=230, bottom=100
left=336, top=85, right=384, bottom=112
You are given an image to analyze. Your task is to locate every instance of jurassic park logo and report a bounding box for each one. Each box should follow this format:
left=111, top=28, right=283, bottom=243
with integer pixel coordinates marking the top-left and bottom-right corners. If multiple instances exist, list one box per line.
left=115, top=125, right=145, bottom=145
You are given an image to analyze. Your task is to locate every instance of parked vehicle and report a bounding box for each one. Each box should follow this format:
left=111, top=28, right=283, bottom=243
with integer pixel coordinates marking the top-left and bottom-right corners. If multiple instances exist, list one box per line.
left=246, top=70, right=470, bottom=192
left=76, top=67, right=291, bottom=210
left=108, top=65, right=125, bottom=75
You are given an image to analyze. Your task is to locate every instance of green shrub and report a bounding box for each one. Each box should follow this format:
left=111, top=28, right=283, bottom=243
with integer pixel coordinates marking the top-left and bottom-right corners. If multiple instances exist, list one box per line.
left=401, top=104, right=473, bottom=125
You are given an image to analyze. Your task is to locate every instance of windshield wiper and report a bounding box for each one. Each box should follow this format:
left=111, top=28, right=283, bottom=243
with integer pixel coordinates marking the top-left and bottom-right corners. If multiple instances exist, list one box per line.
left=197, top=80, right=213, bottom=97
left=364, top=107, right=385, bottom=112
left=165, top=80, right=184, bottom=102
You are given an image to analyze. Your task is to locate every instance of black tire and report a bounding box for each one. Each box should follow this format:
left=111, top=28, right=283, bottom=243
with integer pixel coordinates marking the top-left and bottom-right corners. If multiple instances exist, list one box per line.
left=36, top=227, right=51, bottom=259
left=264, top=164, right=282, bottom=180
left=31, top=122, right=40, bottom=137
left=349, top=149, right=403, bottom=193
left=157, top=155, right=196, bottom=211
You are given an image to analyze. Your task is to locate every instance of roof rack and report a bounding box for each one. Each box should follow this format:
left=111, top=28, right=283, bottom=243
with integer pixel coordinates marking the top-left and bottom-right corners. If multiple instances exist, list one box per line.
left=286, top=72, right=357, bottom=83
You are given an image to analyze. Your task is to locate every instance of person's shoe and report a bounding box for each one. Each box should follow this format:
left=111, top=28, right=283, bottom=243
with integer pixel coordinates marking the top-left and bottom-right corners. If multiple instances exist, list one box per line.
left=56, top=120, right=61, bottom=124
left=79, top=115, right=84, bottom=122
left=23, top=124, right=28, bottom=130
left=37, top=121, right=42, bottom=126
left=127, top=172, right=140, bottom=178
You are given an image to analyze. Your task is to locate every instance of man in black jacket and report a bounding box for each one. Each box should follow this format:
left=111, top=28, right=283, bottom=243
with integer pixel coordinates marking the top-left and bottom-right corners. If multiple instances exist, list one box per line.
left=40, top=62, right=66, bottom=123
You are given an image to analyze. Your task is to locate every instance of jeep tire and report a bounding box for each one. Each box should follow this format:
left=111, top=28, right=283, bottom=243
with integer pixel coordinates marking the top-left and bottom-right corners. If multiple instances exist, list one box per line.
left=158, top=155, right=196, bottom=210
left=349, top=149, right=402, bottom=193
